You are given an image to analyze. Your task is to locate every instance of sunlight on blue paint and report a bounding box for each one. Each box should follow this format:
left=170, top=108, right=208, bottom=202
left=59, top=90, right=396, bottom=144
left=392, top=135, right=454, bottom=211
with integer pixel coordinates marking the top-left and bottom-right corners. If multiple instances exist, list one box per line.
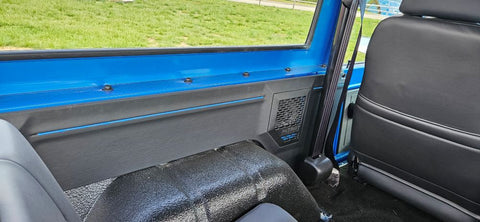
left=348, top=83, right=361, bottom=90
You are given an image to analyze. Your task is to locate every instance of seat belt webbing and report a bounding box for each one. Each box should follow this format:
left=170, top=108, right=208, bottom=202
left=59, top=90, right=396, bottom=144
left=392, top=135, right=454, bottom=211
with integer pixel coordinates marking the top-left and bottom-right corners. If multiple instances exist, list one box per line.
left=312, top=0, right=366, bottom=159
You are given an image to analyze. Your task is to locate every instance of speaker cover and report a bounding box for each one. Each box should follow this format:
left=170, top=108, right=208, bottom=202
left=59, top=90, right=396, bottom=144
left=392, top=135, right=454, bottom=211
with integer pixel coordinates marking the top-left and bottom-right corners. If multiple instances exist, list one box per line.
left=269, top=89, right=309, bottom=146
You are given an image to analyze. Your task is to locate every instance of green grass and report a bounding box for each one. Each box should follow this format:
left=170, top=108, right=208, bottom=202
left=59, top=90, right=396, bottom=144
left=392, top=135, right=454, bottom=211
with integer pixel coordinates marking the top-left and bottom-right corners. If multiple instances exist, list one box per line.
left=345, top=16, right=382, bottom=62
left=272, top=0, right=317, bottom=7
left=0, top=0, right=315, bottom=49
left=0, top=0, right=381, bottom=62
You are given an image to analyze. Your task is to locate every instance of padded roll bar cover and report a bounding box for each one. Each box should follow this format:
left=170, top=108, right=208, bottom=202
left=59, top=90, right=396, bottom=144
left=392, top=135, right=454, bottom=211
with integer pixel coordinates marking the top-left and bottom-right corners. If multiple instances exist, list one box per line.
left=87, top=141, right=322, bottom=222
left=400, top=0, right=480, bottom=23
left=0, top=120, right=80, bottom=222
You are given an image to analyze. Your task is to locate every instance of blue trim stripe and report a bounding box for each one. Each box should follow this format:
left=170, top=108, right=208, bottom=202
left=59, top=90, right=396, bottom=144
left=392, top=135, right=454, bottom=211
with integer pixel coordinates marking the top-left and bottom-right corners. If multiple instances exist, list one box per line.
left=36, top=96, right=264, bottom=136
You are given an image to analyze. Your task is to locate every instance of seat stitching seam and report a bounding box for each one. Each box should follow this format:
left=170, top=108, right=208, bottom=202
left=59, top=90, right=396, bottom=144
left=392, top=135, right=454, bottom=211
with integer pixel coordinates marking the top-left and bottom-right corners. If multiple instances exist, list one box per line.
left=355, top=105, right=480, bottom=153
left=358, top=94, right=480, bottom=138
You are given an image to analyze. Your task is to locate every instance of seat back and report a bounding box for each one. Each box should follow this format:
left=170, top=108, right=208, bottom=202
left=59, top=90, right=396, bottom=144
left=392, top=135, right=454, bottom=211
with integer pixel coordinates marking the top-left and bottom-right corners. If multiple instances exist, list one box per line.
left=0, top=120, right=80, bottom=222
left=350, top=0, right=480, bottom=221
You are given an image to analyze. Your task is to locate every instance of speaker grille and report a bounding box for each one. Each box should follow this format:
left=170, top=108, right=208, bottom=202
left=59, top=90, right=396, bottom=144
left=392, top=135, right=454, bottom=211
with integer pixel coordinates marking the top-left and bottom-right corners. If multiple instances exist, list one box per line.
left=273, top=96, right=306, bottom=143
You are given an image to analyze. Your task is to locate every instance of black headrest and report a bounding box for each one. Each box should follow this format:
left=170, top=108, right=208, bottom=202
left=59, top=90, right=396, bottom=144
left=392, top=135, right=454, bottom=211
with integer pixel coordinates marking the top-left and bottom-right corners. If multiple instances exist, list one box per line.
left=400, top=0, right=480, bottom=23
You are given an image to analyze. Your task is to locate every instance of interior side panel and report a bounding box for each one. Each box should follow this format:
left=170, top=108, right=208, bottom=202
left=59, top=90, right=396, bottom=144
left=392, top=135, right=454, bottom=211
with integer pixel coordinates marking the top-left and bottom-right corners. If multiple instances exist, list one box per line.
left=0, top=76, right=323, bottom=189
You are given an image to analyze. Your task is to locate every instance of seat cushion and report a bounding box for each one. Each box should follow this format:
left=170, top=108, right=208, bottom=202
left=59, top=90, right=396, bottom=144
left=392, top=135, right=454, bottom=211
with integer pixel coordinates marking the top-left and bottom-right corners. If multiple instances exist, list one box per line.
left=236, top=203, right=297, bottom=222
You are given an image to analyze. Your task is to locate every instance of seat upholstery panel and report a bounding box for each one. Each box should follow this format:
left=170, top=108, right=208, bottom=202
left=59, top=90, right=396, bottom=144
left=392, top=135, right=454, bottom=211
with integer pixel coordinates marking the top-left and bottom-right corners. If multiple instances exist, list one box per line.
left=351, top=11, right=480, bottom=221
left=361, top=16, right=480, bottom=135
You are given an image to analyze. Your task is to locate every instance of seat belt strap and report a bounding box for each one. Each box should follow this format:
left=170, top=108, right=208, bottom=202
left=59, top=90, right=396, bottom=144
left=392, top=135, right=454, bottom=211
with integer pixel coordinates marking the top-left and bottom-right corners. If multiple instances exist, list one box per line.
left=312, top=0, right=366, bottom=158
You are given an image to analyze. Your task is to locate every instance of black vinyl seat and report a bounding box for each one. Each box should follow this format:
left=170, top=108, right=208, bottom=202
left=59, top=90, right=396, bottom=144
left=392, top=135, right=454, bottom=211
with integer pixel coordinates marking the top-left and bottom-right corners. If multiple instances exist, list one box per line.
left=0, top=120, right=81, bottom=222
left=350, top=0, right=480, bottom=221
left=236, top=203, right=297, bottom=222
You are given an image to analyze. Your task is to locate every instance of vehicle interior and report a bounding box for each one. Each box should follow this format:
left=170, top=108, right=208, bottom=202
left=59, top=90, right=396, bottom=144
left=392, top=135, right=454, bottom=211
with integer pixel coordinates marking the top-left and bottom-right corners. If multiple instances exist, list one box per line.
left=0, top=0, right=479, bottom=221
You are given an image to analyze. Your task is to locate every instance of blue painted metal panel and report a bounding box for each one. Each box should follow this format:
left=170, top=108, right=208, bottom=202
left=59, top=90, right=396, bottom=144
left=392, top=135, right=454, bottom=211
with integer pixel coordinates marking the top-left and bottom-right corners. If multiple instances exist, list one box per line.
left=0, top=66, right=321, bottom=113
left=347, top=63, right=365, bottom=90
left=0, top=0, right=342, bottom=113
left=334, top=150, right=350, bottom=163
left=333, top=103, right=343, bottom=156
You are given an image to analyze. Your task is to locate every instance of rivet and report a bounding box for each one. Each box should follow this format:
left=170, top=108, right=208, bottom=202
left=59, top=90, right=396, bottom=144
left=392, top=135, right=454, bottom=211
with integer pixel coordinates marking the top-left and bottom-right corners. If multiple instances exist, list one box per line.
left=243, top=72, right=250, bottom=77
left=285, top=67, right=292, bottom=72
left=321, top=64, right=327, bottom=68
left=102, top=84, right=113, bottom=91
left=184, top=77, right=193, bottom=83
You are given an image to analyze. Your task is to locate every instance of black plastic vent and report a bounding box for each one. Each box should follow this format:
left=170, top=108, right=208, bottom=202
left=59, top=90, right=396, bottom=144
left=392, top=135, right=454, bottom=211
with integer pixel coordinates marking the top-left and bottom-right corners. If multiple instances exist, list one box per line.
left=273, top=96, right=306, bottom=144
